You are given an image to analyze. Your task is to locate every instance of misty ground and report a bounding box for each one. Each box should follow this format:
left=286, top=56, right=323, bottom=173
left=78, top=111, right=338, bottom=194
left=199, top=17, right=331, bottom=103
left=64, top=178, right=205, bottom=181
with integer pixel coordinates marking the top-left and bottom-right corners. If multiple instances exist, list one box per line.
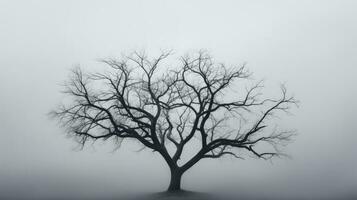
left=1, top=190, right=357, bottom=200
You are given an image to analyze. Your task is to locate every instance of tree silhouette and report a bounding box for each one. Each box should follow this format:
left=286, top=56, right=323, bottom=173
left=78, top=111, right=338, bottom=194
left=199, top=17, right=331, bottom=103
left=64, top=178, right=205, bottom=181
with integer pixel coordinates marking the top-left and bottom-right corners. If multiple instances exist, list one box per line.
left=51, top=51, right=298, bottom=192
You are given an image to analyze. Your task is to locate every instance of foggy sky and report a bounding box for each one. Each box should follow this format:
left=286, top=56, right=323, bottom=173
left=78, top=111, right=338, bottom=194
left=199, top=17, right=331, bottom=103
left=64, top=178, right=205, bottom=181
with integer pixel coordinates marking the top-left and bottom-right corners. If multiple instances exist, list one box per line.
left=0, top=0, right=356, bottom=199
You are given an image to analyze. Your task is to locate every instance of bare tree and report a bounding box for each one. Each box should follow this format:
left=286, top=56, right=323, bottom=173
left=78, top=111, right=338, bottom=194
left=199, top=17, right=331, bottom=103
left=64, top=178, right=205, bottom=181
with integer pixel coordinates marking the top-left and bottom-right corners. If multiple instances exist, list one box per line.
left=51, top=51, right=298, bottom=192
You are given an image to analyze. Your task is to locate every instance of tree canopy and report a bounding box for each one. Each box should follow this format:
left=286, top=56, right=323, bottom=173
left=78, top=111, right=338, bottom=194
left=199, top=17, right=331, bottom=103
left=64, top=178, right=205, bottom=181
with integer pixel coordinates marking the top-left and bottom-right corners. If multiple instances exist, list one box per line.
left=51, top=50, right=298, bottom=191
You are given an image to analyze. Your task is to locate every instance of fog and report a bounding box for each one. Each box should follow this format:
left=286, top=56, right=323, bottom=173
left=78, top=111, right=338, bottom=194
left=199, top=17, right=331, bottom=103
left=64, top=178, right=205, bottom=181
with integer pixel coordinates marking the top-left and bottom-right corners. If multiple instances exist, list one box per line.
left=0, top=0, right=356, bottom=199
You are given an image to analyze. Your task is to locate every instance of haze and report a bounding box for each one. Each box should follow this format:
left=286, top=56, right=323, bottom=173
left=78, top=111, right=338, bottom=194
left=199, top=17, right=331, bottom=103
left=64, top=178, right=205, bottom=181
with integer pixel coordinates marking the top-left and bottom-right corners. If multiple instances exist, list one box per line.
left=0, top=0, right=356, bottom=199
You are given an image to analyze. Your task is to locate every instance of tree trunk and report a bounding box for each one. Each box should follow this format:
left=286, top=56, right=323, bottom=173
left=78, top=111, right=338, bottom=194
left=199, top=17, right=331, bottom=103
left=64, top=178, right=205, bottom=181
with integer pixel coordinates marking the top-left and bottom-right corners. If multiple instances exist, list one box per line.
left=167, top=168, right=183, bottom=192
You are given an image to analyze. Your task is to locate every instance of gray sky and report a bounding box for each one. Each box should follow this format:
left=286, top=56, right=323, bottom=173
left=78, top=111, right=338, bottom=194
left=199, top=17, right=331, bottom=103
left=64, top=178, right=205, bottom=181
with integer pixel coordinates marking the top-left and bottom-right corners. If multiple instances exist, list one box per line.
left=0, top=0, right=356, bottom=199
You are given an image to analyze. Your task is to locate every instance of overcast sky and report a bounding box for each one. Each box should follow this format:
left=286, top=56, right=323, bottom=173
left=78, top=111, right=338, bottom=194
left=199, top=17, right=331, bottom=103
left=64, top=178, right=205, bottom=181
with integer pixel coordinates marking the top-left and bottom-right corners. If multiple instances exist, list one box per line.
left=0, top=0, right=356, bottom=199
